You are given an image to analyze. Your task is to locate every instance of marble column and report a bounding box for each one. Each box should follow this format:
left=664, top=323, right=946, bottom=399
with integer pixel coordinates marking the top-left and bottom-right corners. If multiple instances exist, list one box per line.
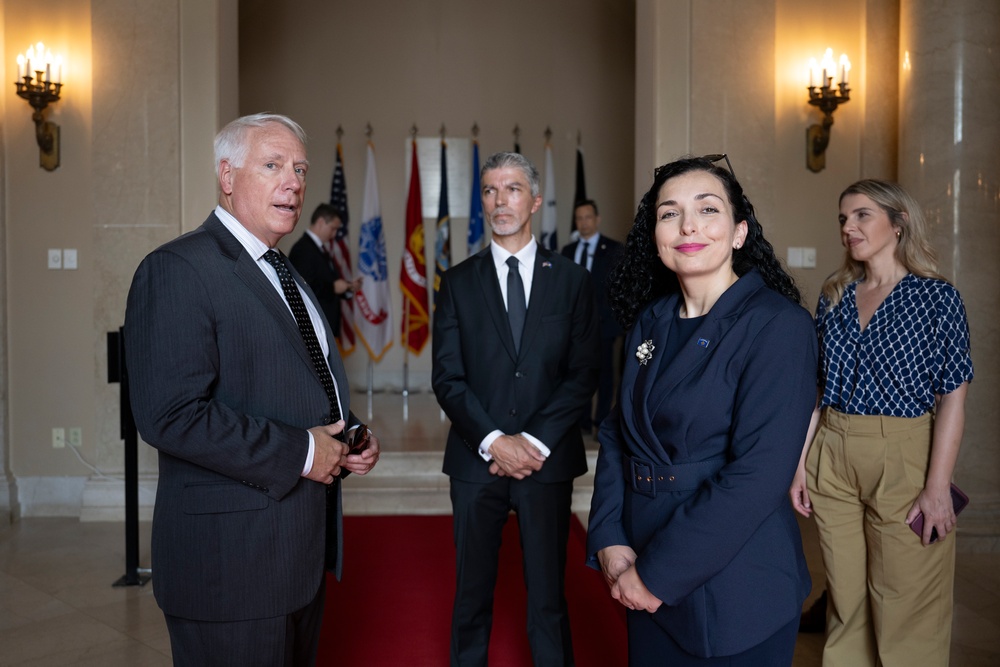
left=899, top=0, right=1000, bottom=551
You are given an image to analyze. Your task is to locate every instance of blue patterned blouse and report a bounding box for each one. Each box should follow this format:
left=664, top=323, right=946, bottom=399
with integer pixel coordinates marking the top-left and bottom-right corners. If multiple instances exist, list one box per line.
left=816, top=274, right=973, bottom=417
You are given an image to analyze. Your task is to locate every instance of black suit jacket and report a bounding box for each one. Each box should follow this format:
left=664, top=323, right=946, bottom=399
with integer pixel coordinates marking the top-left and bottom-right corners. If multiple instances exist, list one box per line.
left=288, top=232, right=343, bottom=336
left=432, top=244, right=599, bottom=483
left=124, top=213, right=359, bottom=623
left=561, top=233, right=624, bottom=339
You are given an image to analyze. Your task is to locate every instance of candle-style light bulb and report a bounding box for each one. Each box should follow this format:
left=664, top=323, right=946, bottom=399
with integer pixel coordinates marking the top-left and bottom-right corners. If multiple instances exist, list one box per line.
left=16, top=53, right=25, bottom=81
left=26, top=44, right=35, bottom=77
left=54, top=54, right=63, bottom=84
left=821, top=48, right=836, bottom=87
left=839, top=54, right=851, bottom=85
left=808, top=57, right=818, bottom=88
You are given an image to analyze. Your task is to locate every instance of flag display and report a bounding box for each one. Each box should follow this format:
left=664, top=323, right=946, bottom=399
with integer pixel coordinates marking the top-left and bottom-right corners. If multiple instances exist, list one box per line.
left=354, top=142, right=393, bottom=362
left=400, top=139, right=430, bottom=354
left=467, top=140, right=485, bottom=256
left=433, top=140, right=451, bottom=310
left=570, top=145, right=587, bottom=242
left=541, top=142, right=558, bottom=251
left=328, top=143, right=356, bottom=355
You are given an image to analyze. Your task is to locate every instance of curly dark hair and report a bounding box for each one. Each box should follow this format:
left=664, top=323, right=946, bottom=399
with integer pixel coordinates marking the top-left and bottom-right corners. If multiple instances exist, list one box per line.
left=609, top=156, right=801, bottom=330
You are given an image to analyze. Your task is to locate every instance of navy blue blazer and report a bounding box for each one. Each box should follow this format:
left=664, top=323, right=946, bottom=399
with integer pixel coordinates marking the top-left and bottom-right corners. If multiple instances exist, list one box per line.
left=587, top=270, right=817, bottom=657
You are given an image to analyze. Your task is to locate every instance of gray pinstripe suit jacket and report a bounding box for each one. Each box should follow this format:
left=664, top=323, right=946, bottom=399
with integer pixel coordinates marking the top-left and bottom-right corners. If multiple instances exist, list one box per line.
left=124, top=213, right=357, bottom=622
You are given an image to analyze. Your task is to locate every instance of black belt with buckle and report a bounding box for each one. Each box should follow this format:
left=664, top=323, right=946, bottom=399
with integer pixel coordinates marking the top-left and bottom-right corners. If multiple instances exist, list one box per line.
left=625, top=456, right=726, bottom=498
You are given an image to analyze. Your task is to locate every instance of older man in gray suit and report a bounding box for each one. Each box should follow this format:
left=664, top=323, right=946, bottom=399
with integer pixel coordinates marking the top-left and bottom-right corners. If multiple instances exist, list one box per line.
left=124, top=113, right=380, bottom=666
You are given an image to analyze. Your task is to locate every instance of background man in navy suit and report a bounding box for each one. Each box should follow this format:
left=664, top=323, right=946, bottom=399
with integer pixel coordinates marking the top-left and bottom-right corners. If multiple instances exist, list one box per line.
left=561, top=199, right=624, bottom=434
left=289, top=203, right=362, bottom=342
left=124, top=113, right=380, bottom=666
left=432, top=151, right=599, bottom=666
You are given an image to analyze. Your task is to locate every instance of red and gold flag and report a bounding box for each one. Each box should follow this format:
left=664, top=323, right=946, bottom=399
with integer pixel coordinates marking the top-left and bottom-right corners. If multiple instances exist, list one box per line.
left=400, top=139, right=429, bottom=354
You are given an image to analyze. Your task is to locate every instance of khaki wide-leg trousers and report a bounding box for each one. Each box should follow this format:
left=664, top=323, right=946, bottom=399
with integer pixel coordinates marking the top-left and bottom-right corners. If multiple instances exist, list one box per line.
left=806, top=408, right=955, bottom=667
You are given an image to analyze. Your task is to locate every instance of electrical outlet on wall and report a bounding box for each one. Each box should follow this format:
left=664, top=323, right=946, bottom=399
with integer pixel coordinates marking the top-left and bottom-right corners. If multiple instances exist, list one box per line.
left=68, top=427, right=83, bottom=447
left=48, top=249, right=63, bottom=269
left=52, top=427, right=66, bottom=448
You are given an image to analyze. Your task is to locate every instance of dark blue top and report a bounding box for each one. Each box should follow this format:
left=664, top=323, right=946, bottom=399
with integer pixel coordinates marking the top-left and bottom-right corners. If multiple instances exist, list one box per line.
left=816, top=274, right=974, bottom=417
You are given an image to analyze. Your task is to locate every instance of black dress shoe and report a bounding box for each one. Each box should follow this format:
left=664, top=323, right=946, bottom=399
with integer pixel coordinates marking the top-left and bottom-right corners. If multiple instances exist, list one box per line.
left=799, top=590, right=827, bottom=633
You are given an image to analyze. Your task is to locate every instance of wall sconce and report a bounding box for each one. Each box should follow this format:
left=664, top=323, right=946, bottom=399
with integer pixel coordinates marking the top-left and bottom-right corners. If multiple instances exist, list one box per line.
left=806, top=48, right=850, bottom=173
left=14, top=42, right=64, bottom=171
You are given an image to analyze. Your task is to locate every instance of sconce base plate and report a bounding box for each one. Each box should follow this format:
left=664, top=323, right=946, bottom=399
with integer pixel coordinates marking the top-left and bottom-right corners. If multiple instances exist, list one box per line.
left=806, top=124, right=826, bottom=173
left=39, top=122, right=60, bottom=171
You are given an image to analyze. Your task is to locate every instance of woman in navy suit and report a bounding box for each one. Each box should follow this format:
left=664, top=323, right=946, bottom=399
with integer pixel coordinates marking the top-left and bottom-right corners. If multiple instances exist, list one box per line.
left=587, top=155, right=817, bottom=665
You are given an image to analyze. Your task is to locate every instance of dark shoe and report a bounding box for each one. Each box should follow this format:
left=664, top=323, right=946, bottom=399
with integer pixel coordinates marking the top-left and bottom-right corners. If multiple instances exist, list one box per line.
left=799, top=590, right=827, bottom=633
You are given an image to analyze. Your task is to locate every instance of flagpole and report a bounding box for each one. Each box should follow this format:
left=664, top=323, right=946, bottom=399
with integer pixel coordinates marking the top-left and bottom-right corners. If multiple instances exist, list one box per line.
left=402, top=293, right=410, bottom=420
left=366, top=358, right=374, bottom=420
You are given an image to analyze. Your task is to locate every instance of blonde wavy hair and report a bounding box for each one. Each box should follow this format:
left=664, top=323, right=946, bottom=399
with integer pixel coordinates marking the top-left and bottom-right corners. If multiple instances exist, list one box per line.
left=822, top=179, right=946, bottom=306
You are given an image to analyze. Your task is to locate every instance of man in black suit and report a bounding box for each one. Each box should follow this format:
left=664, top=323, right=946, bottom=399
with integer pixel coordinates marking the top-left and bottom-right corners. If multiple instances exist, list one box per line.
left=288, top=203, right=361, bottom=341
left=561, top=200, right=624, bottom=433
left=432, top=151, right=599, bottom=666
left=124, top=113, right=380, bottom=666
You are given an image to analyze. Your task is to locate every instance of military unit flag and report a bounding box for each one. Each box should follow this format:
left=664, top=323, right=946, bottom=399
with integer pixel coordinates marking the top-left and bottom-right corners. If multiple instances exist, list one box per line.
left=354, top=142, right=393, bottom=362
left=400, top=139, right=430, bottom=354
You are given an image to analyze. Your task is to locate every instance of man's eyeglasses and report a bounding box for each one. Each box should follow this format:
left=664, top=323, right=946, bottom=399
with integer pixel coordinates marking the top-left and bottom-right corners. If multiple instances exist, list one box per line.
left=700, top=153, right=736, bottom=180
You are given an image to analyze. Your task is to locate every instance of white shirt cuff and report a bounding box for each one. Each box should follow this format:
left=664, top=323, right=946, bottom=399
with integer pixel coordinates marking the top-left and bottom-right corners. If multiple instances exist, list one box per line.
left=302, top=431, right=316, bottom=476
left=478, top=430, right=504, bottom=461
left=520, top=432, right=552, bottom=457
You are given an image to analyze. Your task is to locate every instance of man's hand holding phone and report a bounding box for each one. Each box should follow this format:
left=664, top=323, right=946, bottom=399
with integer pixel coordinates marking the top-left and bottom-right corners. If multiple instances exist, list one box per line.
left=341, top=423, right=380, bottom=477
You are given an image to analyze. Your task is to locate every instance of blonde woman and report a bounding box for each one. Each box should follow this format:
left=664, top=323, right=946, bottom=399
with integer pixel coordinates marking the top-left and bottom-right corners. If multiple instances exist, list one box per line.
left=790, top=179, right=973, bottom=666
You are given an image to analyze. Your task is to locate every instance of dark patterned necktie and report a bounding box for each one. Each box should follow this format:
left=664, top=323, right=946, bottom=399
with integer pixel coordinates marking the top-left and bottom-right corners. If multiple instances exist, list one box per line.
left=506, top=256, right=526, bottom=353
left=263, top=250, right=342, bottom=424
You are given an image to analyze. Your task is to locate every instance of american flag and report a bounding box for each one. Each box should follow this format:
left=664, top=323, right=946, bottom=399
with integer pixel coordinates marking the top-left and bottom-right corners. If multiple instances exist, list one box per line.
left=327, top=143, right=356, bottom=355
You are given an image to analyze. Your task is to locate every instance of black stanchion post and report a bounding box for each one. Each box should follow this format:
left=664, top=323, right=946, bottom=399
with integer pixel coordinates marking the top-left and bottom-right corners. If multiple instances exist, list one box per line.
left=108, top=327, right=150, bottom=587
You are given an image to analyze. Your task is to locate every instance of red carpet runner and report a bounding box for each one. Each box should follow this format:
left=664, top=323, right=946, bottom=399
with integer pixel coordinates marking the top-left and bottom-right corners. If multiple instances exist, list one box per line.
left=318, top=514, right=627, bottom=666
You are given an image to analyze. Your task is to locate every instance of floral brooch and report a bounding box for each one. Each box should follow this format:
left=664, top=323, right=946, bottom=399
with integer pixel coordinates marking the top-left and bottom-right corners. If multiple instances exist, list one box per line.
left=636, top=339, right=655, bottom=366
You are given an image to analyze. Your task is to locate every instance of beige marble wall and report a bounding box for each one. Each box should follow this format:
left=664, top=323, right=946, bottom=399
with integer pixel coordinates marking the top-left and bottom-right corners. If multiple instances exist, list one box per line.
left=1, top=0, right=230, bottom=518
left=0, top=2, right=13, bottom=522
left=860, top=0, right=900, bottom=179
left=90, top=0, right=181, bottom=482
left=4, top=0, right=98, bottom=503
left=899, top=0, right=1000, bottom=550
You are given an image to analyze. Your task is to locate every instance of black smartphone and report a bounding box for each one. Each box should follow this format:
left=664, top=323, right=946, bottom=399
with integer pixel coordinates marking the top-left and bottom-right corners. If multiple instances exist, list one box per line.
left=348, top=424, right=370, bottom=455
left=909, top=483, right=969, bottom=543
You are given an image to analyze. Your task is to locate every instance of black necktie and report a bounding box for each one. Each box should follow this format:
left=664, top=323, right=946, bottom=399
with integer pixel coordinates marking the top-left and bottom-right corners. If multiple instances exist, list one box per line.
left=263, top=250, right=342, bottom=424
left=506, top=256, right=526, bottom=353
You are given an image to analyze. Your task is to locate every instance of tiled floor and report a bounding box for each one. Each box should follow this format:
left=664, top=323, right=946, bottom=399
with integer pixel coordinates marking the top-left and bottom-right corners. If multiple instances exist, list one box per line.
left=1, top=391, right=997, bottom=665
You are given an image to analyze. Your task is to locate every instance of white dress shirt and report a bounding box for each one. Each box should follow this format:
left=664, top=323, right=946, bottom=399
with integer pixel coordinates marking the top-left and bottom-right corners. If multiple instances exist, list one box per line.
left=477, top=237, right=552, bottom=462
left=574, top=234, right=598, bottom=272
left=215, top=205, right=347, bottom=476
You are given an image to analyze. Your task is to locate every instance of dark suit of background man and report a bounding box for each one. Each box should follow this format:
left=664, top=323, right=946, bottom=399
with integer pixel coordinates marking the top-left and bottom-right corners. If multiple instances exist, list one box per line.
left=124, top=113, right=380, bottom=667
left=432, top=151, right=600, bottom=666
left=289, top=203, right=362, bottom=341
left=561, top=200, right=624, bottom=433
